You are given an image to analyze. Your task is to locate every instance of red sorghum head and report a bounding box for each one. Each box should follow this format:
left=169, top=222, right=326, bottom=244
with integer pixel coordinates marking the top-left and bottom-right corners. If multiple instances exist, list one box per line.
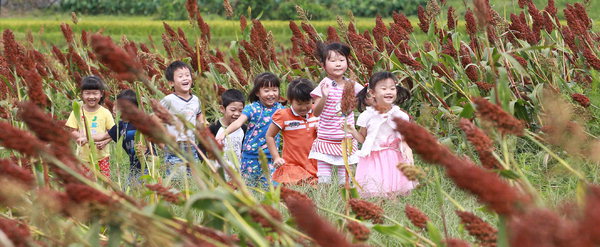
left=346, top=220, right=370, bottom=241
left=0, top=159, right=34, bottom=187
left=473, top=97, right=525, bottom=136
left=348, top=199, right=384, bottom=224
left=0, top=217, right=31, bottom=247
left=146, top=183, right=182, bottom=204
left=65, top=183, right=113, bottom=206
left=286, top=196, right=352, bottom=246
left=571, top=93, right=591, bottom=108
left=444, top=238, right=472, bottom=247
left=405, top=204, right=429, bottom=229
left=459, top=119, right=502, bottom=169
left=249, top=204, right=282, bottom=229
left=417, top=5, right=430, bottom=33
left=456, top=211, right=497, bottom=246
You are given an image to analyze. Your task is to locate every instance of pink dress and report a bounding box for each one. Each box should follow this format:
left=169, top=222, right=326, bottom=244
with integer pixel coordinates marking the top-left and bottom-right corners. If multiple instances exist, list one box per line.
left=355, top=106, right=417, bottom=197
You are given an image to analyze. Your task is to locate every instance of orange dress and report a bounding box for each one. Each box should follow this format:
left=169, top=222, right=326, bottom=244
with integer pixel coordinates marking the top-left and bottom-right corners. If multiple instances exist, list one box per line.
left=271, top=108, right=318, bottom=184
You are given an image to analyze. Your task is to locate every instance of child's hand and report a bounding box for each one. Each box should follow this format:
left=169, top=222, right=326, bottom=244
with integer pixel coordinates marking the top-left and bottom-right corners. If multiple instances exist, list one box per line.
left=96, top=139, right=110, bottom=150
left=215, top=132, right=225, bottom=144
left=321, top=83, right=331, bottom=97
left=76, top=136, right=88, bottom=146
left=343, top=123, right=356, bottom=133
left=273, top=158, right=286, bottom=168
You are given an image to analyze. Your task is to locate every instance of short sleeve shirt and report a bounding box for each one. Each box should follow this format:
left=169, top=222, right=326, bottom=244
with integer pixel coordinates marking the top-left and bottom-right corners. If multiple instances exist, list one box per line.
left=272, top=108, right=318, bottom=166
left=356, top=106, right=410, bottom=156
left=242, top=101, right=284, bottom=157
left=66, top=105, right=115, bottom=162
left=160, top=93, right=202, bottom=142
left=310, top=77, right=364, bottom=140
left=209, top=120, right=246, bottom=164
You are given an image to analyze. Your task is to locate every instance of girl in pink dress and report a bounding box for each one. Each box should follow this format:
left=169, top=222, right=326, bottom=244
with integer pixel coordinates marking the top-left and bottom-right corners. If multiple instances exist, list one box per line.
left=348, top=71, right=417, bottom=197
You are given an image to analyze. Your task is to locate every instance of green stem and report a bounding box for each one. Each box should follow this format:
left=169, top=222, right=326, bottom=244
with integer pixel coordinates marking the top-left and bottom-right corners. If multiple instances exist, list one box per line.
left=525, top=130, right=586, bottom=181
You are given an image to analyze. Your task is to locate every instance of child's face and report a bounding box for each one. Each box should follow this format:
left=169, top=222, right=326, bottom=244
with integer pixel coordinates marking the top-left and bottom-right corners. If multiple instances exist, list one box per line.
left=115, top=101, right=130, bottom=121
left=82, top=89, right=102, bottom=108
left=372, top=78, right=397, bottom=106
left=324, top=51, right=348, bottom=79
left=220, top=102, right=244, bottom=125
left=169, top=67, right=192, bottom=94
left=256, top=86, right=279, bottom=107
left=290, top=99, right=312, bottom=117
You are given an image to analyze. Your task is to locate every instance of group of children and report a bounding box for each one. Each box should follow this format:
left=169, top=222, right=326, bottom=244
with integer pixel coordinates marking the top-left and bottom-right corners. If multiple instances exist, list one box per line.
left=66, top=42, right=418, bottom=198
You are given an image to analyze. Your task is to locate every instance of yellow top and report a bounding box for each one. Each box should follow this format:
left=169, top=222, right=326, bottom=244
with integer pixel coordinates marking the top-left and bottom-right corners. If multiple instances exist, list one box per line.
left=66, top=106, right=115, bottom=163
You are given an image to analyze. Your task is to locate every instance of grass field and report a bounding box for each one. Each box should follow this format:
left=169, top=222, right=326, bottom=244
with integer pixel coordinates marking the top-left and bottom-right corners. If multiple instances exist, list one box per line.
left=2, top=0, right=600, bottom=50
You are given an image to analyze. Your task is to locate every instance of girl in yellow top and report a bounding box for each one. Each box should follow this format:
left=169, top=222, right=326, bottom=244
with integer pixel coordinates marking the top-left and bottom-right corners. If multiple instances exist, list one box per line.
left=66, top=76, right=115, bottom=178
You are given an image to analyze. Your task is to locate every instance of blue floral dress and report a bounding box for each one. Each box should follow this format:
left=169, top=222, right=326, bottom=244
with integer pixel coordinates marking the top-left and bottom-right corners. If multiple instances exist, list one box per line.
left=240, top=101, right=284, bottom=187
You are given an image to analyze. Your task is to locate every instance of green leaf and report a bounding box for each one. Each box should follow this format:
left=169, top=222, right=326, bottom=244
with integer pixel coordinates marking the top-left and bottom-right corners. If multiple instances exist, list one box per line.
left=153, top=202, right=174, bottom=219
left=106, top=224, right=123, bottom=247
left=426, top=222, right=443, bottom=246
left=494, top=68, right=513, bottom=111
left=184, top=189, right=234, bottom=213
left=72, top=101, right=82, bottom=127
left=459, top=102, right=475, bottom=118
left=497, top=216, right=509, bottom=247
left=372, top=224, right=416, bottom=244
left=500, top=52, right=527, bottom=75
left=85, top=222, right=101, bottom=247
left=499, top=169, right=520, bottom=179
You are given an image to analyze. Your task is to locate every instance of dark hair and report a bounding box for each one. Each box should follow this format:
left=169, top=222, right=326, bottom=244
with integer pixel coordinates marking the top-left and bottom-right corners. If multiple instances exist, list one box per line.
left=117, top=89, right=138, bottom=107
left=79, top=75, right=107, bottom=104
left=287, top=78, right=315, bottom=102
left=248, top=72, right=281, bottom=102
left=357, top=71, right=411, bottom=111
left=316, top=42, right=351, bottom=64
left=221, top=89, right=245, bottom=107
left=165, top=60, right=193, bottom=82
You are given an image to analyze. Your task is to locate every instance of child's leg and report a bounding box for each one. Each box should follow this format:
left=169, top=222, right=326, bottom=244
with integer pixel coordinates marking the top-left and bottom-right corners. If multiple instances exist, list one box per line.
left=336, top=166, right=347, bottom=185
left=317, top=161, right=333, bottom=184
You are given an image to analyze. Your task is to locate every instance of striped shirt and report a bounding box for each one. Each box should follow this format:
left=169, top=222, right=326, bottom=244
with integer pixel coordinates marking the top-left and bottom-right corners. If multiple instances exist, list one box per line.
left=311, top=77, right=364, bottom=140
left=309, top=77, right=363, bottom=157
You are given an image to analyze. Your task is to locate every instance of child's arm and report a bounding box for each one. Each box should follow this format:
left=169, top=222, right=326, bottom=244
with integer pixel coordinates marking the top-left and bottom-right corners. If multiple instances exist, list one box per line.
left=196, top=113, right=206, bottom=127
left=265, top=123, right=284, bottom=167
left=215, top=114, right=248, bottom=143
left=345, top=124, right=367, bottom=143
left=92, top=133, right=111, bottom=142
left=312, top=83, right=330, bottom=117
left=95, top=138, right=111, bottom=150
left=70, top=129, right=88, bottom=146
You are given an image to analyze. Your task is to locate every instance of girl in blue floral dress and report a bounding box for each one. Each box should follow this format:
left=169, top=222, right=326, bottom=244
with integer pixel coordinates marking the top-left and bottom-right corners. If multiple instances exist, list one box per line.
left=216, top=73, right=284, bottom=187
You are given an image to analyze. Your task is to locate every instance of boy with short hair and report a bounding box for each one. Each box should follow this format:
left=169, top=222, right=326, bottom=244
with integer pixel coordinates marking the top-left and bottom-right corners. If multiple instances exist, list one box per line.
left=265, top=78, right=319, bottom=185
left=109, top=89, right=144, bottom=181
left=160, top=61, right=203, bottom=176
left=209, top=89, right=247, bottom=167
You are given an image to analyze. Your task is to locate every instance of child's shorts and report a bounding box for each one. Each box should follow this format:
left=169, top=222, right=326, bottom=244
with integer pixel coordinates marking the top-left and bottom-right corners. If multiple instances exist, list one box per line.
left=164, top=142, right=199, bottom=178
left=98, top=157, right=111, bottom=178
